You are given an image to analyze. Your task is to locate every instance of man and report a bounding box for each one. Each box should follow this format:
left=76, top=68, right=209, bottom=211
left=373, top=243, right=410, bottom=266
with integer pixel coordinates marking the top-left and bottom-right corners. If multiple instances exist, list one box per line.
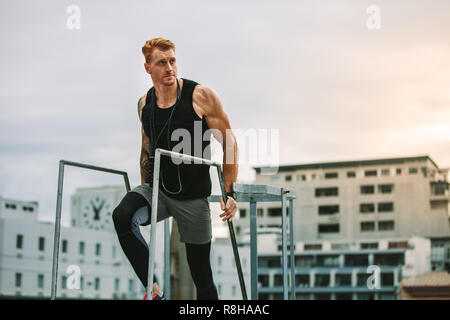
left=112, top=37, right=239, bottom=300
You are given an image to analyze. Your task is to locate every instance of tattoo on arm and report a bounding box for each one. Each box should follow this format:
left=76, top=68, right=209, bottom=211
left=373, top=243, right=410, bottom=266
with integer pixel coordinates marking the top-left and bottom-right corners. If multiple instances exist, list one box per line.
left=140, top=133, right=153, bottom=182
left=138, top=96, right=153, bottom=183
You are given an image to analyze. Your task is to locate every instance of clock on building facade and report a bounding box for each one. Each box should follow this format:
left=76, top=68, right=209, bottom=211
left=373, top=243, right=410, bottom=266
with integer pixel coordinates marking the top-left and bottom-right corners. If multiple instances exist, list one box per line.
left=81, top=196, right=112, bottom=231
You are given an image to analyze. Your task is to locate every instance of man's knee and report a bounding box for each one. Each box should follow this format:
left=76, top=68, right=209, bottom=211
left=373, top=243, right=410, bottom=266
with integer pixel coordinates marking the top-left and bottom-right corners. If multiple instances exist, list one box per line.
left=112, top=204, right=132, bottom=234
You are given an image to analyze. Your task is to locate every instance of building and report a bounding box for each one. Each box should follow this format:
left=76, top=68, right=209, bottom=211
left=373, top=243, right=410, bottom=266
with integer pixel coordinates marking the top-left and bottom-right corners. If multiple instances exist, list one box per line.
left=233, top=155, right=449, bottom=269
left=210, top=237, right=250, bottom=300
left=252, top=235, right=430, bottom=300
left=0, top=185, right=166, bottom=299
left=217, top=155, right=450, bottom=300
left=399, top=271, right=450, bottom=300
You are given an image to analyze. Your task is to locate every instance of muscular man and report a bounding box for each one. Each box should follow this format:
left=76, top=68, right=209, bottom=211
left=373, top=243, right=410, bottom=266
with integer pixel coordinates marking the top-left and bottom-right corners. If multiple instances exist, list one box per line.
left=112, top=37, right=239, bottom=300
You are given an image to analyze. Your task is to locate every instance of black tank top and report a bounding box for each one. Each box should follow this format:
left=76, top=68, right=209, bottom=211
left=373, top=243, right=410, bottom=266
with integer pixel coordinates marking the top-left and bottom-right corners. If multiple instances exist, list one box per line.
left=141, top=78, right=212, bottom=200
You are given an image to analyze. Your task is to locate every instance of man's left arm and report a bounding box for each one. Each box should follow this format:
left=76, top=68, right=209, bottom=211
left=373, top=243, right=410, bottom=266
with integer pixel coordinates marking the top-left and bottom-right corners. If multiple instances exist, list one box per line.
left=193, top=85, right=239, bottom=222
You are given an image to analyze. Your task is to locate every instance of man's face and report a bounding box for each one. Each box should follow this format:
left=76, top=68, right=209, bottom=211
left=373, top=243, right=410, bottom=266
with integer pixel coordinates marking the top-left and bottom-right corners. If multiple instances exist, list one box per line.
left=145, top=48, right=178, bottom=86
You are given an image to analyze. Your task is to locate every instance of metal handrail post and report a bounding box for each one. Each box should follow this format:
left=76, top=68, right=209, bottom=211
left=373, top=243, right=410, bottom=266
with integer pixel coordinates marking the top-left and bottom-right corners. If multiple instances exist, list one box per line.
left=281, top=188, right=288, bottom=300
left=148, top=148, right=248, bottom=300
left=51, top=160, right=131, bottom=300
left=249, top=199, right=258, bottom=300
left=289, top=198, right=296, bottom=300
left=51, top=161, right=64, bottom=300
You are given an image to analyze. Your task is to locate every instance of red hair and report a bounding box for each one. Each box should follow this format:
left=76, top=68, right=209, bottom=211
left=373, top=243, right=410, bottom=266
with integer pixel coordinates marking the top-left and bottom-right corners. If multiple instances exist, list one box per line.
left=142, top=37, right=176, bottom=64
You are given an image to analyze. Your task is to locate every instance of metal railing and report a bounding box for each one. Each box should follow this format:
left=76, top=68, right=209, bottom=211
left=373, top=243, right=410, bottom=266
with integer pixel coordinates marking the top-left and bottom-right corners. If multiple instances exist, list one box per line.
left=51, top=150, right=297, bottom=300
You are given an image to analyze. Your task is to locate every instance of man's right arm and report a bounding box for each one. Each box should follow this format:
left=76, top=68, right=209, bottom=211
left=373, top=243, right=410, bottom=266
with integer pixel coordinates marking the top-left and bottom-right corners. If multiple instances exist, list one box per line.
left=138, top=95, right=152, bottom=185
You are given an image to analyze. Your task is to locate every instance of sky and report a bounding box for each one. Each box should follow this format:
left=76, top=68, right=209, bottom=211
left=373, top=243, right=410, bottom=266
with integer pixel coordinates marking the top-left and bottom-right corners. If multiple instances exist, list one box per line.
left=1, top=0, right=450, bottom=231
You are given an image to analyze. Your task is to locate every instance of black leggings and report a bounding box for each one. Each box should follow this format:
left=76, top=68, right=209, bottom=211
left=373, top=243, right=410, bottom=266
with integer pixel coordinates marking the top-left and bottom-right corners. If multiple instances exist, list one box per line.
left=112, top=191, right=218, bottom=300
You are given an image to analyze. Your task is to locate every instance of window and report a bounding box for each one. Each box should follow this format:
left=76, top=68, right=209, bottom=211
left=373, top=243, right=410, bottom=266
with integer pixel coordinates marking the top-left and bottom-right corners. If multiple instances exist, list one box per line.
left=268, top=208, right=282, bottom=217
left=6, top=203, right=17, bottom=209
left=318, top=224, right=340, bottom=233
left=312, top=174, right=316, bottom=180
left=374, top=253, right=404, bottom=266
left=318, top=205, right=339, bottom=215
left=361, top=242, right=378, bottom=250
left=360, top=185, right=374, bottom=194
left=345, top=254, right=369, bottom=267
left=431, top=181, right=448, bottom=196
left=317, top=255, right=340, bottom=267
left=378, top=184, right=394, bottom=194
left=335, top=274, right=351, bottom=286
left=80, top=277, right=84, bottom=290
left=347, top=171, right=356, bottom=178
left=331, top=243, right=350, bottom=250
left=115, top=278, right=120, bottom=291
left=79, top=242, right=85, bottom=255
left=315, top=187, right=338, bottom=197
left=304, top=244, right=322, bottom=251
left=218, top=256, right=222, bottom=266
left=325, top=172, right=338, bottom=179
left=297, top=174, right=306, bottom=181
left=409, top=167, right=418, bottom=174
left=95, top=278, right=100, bottom=290
left=365, top=170, right=377, bottom=177
left=421, top=167, right=428, bottom=177
left=388, top=241, right=408, bottom=249
left=381, top=169, right=390, bottom=176
left=295, top=275, right=309, bottom=287
left=396, top=168, right=402, bottom=175
left=239, top=209, right=246, bottom=218
left=61, top=276, right=67, bottom=289
left=258, top=256, right=281, bottom=268
left=360, top=222, right=375, bottom=232
left=16, top=235, right=23, bottom=249
left=15, top=273, right=22, bottom=288
left=38, top=237, right=45, bottom=251
left=360, top=203, right=375, bottom=213
left=378, top=220, right=395, bottom=231
left=381, top=273, right=394, bottom=286
left=23, top=206, right=34, bottom=212
left=315, top=274, right=330, bottom=287
left=62, top=240, right=68, bottom=254
left=285, top=175, right=292, bottom=182
left=95, top=243, right=101, bottom=257
left=378, top=202, right=394, bottom=212
left=258, top=275, right=269, bottom=287
left=257, top=208, right=264, bottom=217
left=37, top=274, right=44, bottom=289
left=357, top=273, right=370, bottom=286
left=296, top=255, right=313, bottom=267
left=128, top=279, right=134, bottom=292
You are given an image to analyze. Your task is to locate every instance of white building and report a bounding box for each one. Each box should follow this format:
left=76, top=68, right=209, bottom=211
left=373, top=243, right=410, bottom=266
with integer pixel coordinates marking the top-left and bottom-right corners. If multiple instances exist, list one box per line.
left=210, top=237, right=250, bottom=300
left=0, top=185, right=167, bottom=299
left=233, top=155, right=450, bottom=271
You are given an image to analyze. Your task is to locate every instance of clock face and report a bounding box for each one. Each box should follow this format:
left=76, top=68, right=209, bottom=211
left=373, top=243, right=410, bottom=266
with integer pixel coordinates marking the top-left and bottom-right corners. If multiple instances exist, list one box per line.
left=82, top=196, right=112, bottom=231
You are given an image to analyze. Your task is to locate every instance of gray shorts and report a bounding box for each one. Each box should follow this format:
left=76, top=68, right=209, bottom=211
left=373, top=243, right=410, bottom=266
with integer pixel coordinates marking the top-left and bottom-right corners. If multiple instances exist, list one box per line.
left=129, top=183, right=212, bottom=244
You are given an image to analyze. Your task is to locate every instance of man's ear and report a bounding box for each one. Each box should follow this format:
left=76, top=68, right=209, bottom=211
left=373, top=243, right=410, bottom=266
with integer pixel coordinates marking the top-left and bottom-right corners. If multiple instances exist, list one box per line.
left=144, top=62, right=151, bottom=75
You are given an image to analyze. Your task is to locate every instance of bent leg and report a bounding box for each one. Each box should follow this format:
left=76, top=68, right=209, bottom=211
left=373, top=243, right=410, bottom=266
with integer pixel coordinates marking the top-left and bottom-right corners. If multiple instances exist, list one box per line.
left=112, top=191, right=157, bottom=288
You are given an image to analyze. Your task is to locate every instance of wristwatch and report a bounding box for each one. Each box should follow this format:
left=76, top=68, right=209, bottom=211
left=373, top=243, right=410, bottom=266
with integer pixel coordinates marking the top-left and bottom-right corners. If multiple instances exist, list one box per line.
left=226, top=191, right=237, bottom=200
